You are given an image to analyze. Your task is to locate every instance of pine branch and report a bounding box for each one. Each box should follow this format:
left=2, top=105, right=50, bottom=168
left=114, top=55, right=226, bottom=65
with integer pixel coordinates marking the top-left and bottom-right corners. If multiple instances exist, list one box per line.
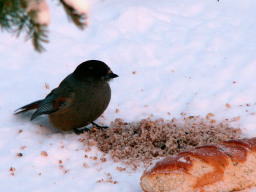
left=59, top=0, right=87, bottom=30
left=0, top=0, right=49, bottom=52
left=26, top=20, right=49, bottom=52
left=0, top=0, right=88, bottom=52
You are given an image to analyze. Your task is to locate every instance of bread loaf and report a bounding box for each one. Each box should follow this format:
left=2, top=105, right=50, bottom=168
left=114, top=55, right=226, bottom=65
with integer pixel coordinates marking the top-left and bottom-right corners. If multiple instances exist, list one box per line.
left=140, top=138, right=256, bottom=192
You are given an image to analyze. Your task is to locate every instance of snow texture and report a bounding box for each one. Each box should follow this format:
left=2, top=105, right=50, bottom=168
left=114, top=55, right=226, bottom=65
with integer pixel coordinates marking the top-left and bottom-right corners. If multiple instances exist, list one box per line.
left=26, top=0, right=51, bottom=25
left=1, top=0, right=256, bottom=191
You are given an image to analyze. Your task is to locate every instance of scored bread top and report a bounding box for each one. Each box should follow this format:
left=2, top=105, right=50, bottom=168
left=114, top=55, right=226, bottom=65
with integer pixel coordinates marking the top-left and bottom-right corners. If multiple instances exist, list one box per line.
left=142, top=137, right=256, bottom=188
left=143, top=155, right=193, bottom=175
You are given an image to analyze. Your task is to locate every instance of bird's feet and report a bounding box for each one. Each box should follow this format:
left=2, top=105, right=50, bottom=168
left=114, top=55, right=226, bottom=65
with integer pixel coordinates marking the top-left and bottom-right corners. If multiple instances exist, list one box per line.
left=74, top=127, right=91, bottom=134
left=74, top=122, right=109, bottom=134
left=91, top=122, right=109, bottom=130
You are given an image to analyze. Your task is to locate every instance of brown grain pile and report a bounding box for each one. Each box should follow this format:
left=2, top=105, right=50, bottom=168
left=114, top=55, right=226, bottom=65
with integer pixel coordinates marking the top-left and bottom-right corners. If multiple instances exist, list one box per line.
left=81, top=116, right=242, bottom=167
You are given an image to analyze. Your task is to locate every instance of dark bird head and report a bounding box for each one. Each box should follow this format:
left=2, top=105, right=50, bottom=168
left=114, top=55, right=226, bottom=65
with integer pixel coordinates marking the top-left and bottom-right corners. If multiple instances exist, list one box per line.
left=74, top=60, right=118, bottom=81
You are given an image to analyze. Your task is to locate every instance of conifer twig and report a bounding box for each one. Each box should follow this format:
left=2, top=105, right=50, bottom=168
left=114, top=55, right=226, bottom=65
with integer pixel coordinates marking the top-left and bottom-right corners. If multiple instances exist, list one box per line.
left=59, top=0, right=87, bottom=30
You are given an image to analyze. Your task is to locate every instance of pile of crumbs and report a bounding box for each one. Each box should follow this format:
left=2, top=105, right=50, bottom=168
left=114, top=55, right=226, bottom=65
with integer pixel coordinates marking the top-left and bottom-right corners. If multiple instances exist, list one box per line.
left=81, top=115, right=242, bottom=167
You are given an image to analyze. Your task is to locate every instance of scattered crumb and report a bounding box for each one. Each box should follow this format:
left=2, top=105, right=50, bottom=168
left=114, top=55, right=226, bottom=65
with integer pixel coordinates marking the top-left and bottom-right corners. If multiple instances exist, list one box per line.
left=167, top=112, right=171, bottom=116
left=84, top=154, right=88, bottom=158
left=181, top=112, right=186, bottom=117
left=246, top=103, right=250, bottom=107
left=20, top=146, right=26, bottom=150
left=85, top=147, right=91, bottom=152
left=231, top=116, right=241, bottom=122
left=144, top=105, right=148, bottom=108
left=206, top=113, right=215, bottom=119
left=233, top=81, right=236, bottom=84
left=41, top=151, right=48, bottom=157
left=96, top=179, right=104, bottom=183
left=38, top=173, right=42, bottom=176
left=18, top=130, right=23, bottom=134
left=81, top=116, right=242, bottom=168
left=58, top=160, right=62, bottom=164
left=96, top=173, right=118, bottom=184
left=59, top=164, right=69, bottom=174
left=116, top=166, right=126, bottom=172
left=115, top=108, right=120, bottom=113
left=17, top=153, right=23, bottom=157
left=171, top=69, right=175, bottom=73
left=90, top=156, right=97, bottom=160
left=45, top=83, right=50, bottom=89
left=10, top=167, right=16, bottom=176
left=83, top=163, right=89, bottom=168
left=10, top=167, right=16, bottom=172
left=132, top=71, right=136, bottom=74
left=225, top=103, right=231, bottom=109
left=100, top=157, right=107, bottom=162
left=105, top=172, right=111, bottom=177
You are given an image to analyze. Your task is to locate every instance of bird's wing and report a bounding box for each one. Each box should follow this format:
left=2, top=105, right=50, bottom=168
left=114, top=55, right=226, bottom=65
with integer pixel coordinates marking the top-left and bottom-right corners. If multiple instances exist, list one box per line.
left=30, top=91, right=73, bottom=121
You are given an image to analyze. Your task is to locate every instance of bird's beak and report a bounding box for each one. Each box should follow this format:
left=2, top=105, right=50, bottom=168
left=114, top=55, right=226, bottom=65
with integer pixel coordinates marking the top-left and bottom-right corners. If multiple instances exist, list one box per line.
left=105, top=72, right=119, bottom=79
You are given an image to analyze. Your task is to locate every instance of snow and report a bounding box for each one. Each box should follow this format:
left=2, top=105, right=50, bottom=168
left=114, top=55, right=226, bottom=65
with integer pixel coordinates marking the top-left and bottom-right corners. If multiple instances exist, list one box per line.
left=26, top=0, right=51, bottom=25
left=63, top=0, right=91, bottom=15
left=178, top=157, right=188, bottom=163
left=1, top=0, right=256, bottom=191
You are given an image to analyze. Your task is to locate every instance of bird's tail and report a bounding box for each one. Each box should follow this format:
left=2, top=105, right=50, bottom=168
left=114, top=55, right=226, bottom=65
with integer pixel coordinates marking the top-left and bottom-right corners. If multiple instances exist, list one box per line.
left=14, top=100, right=43, bottom=114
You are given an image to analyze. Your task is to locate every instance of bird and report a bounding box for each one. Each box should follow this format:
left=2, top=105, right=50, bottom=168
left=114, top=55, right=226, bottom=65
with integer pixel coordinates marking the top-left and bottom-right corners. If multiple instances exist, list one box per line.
left=15, top=60, right=118, bottom=134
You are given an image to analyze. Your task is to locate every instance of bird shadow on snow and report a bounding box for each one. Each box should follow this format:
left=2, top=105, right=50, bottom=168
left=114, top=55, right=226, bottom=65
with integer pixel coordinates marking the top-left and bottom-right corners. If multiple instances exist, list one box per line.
left=13, top=110, right=61, bottom=135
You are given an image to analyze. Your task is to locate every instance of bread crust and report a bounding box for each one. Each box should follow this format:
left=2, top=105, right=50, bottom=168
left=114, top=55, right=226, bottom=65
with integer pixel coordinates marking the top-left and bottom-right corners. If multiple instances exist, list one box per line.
left=141, top=138, right=256, bottom=192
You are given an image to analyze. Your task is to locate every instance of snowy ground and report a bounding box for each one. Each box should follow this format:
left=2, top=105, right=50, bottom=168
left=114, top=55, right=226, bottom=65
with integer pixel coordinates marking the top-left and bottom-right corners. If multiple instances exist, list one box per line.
left=1, top=0, right=256, bottom=191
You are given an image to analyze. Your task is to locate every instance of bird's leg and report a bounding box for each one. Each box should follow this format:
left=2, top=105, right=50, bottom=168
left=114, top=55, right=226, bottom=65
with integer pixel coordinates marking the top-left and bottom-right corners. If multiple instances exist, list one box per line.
left=74, top=127, right=91, bottom=134
left=74, top=122, right=108, bottom=134
left=91, top=122, right=109, bottom=130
